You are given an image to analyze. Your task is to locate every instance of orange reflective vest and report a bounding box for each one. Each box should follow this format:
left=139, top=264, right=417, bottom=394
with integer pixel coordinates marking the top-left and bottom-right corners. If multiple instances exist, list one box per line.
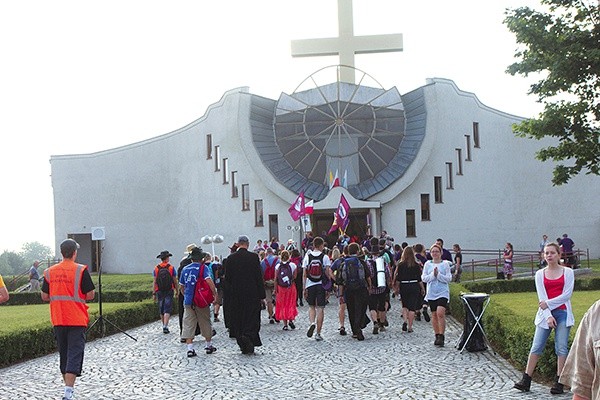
left=44, top=260, right=90, bottom=327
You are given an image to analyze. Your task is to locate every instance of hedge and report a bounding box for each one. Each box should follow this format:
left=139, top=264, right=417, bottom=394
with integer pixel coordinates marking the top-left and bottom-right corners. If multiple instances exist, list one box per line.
left=4, top=290, right=153, bottom=306
left=461, top=275, right=600, bottom=294
left=0, top=300, right=174, bottom=368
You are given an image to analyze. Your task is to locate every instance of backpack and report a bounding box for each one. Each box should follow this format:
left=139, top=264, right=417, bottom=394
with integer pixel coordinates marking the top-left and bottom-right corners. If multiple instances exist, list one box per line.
left=342, top=256, right=366, bottom=290
left=263, top=257, right=277, bottom=281
left=307, top=253, right=325, bottom=282
left=156, top=264, right=173, bottom=292
left=193, top=264, right=214, bottom=308
left=276, top=261, right=293, bottom=288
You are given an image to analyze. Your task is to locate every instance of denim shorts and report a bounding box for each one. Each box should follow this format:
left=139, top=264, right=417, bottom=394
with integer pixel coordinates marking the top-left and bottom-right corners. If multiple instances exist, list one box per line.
left=530, top=308, right=571, bottom=356
left=157, top=290, right=174, bottom=314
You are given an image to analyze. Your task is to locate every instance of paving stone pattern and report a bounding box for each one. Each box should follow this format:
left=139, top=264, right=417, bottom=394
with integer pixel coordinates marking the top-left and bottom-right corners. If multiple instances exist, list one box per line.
left=1, top=303, right=566, bottom=399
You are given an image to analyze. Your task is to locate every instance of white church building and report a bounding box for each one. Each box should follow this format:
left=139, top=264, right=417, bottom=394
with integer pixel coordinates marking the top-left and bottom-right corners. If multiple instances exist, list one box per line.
left=50, top=3, right=599, bottom=273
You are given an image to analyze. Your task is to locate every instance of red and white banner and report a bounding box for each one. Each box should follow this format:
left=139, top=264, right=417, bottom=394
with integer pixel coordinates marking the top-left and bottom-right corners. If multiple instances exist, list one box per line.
left=287, top=192, right=305, bottom=221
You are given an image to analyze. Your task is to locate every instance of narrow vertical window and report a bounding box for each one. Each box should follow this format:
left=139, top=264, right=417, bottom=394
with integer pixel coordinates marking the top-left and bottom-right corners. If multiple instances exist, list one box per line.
left=255, top=200, right=264, bottom=226
left=446, top=162, right=454, bottom=189
left=406, top=210, right=416, bottom=237
left=465, top=135, right=472, bottom=161
left=231, top=171, right=238, bottom=198
left=420, top=194, right=430, bottom=221
left=473, top=122, right=480, bottom=148
left=206, top=134, right=212, bottom=159
left=455, top=149, right=463, bottom=175
left=222, top=158, right=229, bottom=184
left=241, top=184, right=250, bottom=211
left=434, top=176, right=443, bottom=203
left=214, top=145, right=221, bottom=171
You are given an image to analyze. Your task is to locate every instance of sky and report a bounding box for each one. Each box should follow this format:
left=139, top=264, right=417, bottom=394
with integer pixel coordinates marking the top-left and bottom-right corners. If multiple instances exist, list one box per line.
left=0, top=0, right=544, bottom=254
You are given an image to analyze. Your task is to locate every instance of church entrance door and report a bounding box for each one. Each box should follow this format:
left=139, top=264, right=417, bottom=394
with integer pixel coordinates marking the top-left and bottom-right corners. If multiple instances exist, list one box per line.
left=311, top=210, right=369, bottom=249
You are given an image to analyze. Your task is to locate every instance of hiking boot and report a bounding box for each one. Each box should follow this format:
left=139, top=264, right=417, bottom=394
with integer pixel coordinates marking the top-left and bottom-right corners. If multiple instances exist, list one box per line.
left=402, top=322, right=408, bottom=332
left=372, top=324, right=379, bottom=335
left=423, top=308, right=431, bottom=322
left=205, top=345, right=217, bottom=354
left=289, top=321, right=296, bottom=330
left=315, top=333, right=323, bottom=341
left=339, top=326, right=347, bottom=336
left=438, top=334, right=445, bottom=347
left=434, top=334, right=442, bottom=346
left=187, top=349, right=197, bottom=358
left=550, top=376, right=564, bottom=394
left=513, top=372, right=532, bottom=392
left=307, top=323, right=316, bottom=338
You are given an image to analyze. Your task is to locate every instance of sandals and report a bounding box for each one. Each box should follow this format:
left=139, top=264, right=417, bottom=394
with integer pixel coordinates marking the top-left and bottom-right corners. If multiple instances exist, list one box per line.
left=187, top=349, right=197, bottom=358
left=289, top=321, right=296, bottom=330
left=339, top=326, right=347, bottom=336
left=283, top=326, right=289, bottom=331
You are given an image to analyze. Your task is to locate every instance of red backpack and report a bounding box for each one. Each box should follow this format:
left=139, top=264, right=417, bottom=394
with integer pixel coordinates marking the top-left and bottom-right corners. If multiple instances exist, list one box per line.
left=193, top=264, right=214, bottom=308
left=263, top=257, right=277, bottom=281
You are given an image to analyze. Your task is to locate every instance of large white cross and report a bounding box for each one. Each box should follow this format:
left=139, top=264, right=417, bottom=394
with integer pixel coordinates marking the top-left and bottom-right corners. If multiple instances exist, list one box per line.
left=291, top=0, right=403, bottom=83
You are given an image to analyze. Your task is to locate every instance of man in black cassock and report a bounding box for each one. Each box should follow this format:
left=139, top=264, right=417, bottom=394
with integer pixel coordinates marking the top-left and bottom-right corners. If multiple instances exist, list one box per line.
left=224, top=235, right=266, bottom=354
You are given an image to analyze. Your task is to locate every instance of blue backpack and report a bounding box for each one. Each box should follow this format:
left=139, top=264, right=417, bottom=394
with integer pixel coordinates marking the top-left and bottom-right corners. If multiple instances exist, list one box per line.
left=342, top=256, right=366, bottom=290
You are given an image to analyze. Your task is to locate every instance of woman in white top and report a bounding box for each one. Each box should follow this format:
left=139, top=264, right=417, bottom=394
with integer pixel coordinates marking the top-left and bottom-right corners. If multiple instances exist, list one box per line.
left=513, top=242, right=574, bottom=395
left=421, top=244, right=452, bottom=347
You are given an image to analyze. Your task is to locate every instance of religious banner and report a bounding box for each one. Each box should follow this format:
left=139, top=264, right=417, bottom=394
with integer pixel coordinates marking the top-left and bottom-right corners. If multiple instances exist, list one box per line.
left=288, top=192, right=305, bottom=221
left=301, top=215, right=312, bottom=233
left=327, top=194, right=351, bottom=234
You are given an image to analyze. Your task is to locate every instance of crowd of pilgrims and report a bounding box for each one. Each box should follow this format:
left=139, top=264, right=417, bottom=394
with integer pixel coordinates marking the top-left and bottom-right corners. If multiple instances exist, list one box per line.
left=177, top=231, right=460, bottom=353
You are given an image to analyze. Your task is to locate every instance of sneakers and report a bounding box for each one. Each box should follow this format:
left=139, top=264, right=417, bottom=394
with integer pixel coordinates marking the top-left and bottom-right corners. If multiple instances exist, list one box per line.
left=402, top=322, right=408, bottom=332
left=379, top=323, right=386, bottom=332
left=513, top=372, right=532, bottom=392
left=187, top=349, right=197, bottom=357
left=205, top=345, right=217, bottom=354
left=269, top=317, right=275, bottom=324
left=213, top=316, right=220, bottom=323
left=307, top=324, right=316, bottom=338
left=339, top=326, right=347, bottom=336
left=434, top=334, right=445, bottom=346
left=423, top=308, right=431, bottom=322
left=163, top=326, right=170, bottom=334
left=289, top=321, right=296, bottom=330
left=314, top=333, right=323, bottom=341
left=550, top=376, right=564, bottom=394
left=180, top=338, right=186, bottom=343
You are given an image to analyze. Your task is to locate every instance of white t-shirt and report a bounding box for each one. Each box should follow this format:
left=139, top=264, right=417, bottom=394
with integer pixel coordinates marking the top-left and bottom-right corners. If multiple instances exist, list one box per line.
left=302, top=250, right=331, bottom=289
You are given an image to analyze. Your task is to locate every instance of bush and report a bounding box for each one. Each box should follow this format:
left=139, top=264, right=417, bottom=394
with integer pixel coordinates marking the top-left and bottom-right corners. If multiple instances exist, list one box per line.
left=462, top=276, right=600, bottom=294
left=5, top=290, right=153, bottom=306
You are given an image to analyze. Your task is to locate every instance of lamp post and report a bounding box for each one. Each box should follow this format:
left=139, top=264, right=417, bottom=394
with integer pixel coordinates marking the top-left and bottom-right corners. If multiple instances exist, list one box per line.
left=200, top=234, right=224, bottom=257
left=286, top=225, right=300, bottom=248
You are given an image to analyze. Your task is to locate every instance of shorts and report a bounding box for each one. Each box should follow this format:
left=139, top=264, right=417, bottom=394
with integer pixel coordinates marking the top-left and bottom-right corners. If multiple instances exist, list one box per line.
left=54, top=326, right=87, bottom=376
left=264, top=285, right=275, bottom=304
left=428, top=297, right=449, bottom=312
left=214, top=287, right=224, bottom=306
left=306, top=284, right=326, bottom=307
left=368, top=292, right=387, bottom=312
left=181, top=305, right=212, bottom=339
left=157, top=290, right=174, bottom=314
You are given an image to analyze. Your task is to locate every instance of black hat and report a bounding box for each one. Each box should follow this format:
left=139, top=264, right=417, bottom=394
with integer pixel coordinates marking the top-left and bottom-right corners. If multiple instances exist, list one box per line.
left=190, top=247, right=205, bottom=261
left=157, top=250, right=173, bottom=260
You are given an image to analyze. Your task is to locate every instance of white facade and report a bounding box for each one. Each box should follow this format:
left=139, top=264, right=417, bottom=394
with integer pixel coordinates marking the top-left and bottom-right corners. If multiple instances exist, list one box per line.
left=50, top=79, right=599, bottom=273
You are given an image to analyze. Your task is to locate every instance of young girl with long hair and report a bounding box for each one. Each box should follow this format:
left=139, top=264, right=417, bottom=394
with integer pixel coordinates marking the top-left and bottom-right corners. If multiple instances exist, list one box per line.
left=421, top=244, right=452, bottom=346
left=513, top=242, right=574, bottom=394
left=274, top=250, right=299, bottom=331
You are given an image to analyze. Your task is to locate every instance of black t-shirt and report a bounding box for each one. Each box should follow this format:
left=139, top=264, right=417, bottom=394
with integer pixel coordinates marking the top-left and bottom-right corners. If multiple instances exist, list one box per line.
left=42, top=267, right=95, bottom=294
left=395, top=261, right=422, bottom=282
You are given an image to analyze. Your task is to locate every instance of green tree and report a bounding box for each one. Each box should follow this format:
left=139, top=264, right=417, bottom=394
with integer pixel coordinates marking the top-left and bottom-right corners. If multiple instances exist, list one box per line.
left=20, top=241, right=54, bottom=265
left=0, top=251, right=26, bottom=276
left=504, top=0, right=600, bottom=185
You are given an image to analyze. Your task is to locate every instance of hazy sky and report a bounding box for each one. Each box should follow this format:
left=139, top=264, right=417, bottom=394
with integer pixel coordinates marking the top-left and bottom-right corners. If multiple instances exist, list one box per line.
left=0, top=0, right=543, bottom=253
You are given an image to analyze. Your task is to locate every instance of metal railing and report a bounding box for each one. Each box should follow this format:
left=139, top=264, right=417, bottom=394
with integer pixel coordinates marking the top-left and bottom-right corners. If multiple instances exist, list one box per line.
left=458, top=248, right=589, bottom=282
left=7, top=258, right=60, bottom=292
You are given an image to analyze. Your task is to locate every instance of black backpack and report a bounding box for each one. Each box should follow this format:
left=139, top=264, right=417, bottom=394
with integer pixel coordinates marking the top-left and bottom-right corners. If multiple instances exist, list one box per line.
left=276, top=262, right=294, bottom=288
left=156, top=265, right=173, bottom=292
left=342, top=256, right=366, bottom=290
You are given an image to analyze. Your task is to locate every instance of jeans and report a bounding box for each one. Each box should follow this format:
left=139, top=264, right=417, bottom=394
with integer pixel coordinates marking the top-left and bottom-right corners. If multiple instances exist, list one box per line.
left=530, top=309, right=570, bottom=356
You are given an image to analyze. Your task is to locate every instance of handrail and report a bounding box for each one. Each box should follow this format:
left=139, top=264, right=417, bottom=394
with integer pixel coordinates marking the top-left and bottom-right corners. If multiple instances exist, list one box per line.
left=6, top=258, right=60, bottom=291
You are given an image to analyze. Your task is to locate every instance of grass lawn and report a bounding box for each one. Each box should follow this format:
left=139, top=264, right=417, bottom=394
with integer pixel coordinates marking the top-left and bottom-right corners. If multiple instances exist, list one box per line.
left=0, top=302, right=151, bottom=334
left=492, top=290, right=600, bottom=330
